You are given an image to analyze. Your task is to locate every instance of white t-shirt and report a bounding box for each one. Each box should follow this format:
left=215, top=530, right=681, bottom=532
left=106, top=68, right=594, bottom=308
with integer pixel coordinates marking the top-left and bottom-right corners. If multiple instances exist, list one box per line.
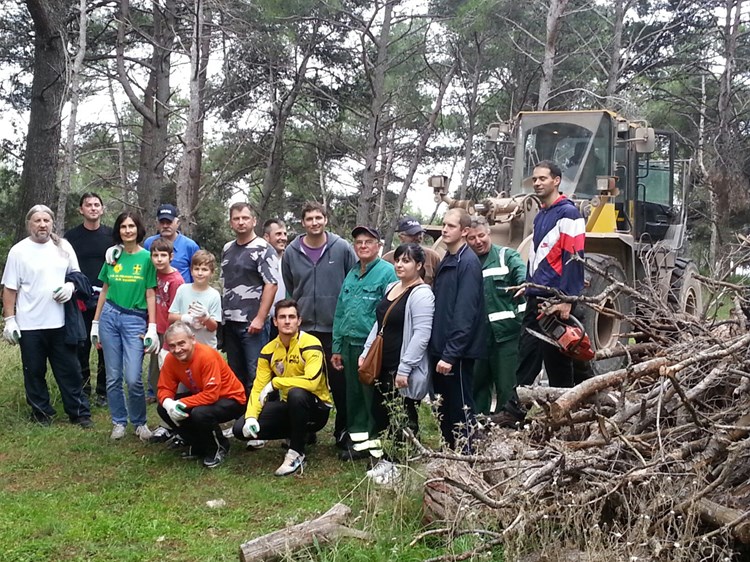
left=169, top=284, right=222, bottom=348
left=271, top=254, right=286, bottom=315
left=2, top=237, right=80, bottom=330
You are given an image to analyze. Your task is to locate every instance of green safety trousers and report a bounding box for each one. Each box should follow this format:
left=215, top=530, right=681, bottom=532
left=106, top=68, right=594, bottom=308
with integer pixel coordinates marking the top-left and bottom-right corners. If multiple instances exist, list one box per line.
left=341, top=338, right=374, bottom=448
left=473, top=337, right=519, bottom=415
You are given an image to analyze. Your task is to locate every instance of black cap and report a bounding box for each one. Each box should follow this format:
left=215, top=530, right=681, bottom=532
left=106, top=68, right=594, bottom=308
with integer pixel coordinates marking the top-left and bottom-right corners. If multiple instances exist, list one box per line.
left=351, top=225, right=380, bottom=240
left=157, top=204, right=179, bottom=221
left=396, top=216, right=424, bottom=235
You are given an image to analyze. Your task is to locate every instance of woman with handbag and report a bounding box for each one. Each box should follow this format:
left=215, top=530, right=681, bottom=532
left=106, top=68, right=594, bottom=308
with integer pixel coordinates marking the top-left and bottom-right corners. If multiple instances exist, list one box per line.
left=358, top=243, right=434, bottom=485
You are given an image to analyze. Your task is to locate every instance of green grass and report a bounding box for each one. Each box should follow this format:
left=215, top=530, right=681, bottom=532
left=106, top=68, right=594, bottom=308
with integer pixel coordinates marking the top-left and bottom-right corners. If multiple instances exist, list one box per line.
left=0, top=345, right=454, bottom=562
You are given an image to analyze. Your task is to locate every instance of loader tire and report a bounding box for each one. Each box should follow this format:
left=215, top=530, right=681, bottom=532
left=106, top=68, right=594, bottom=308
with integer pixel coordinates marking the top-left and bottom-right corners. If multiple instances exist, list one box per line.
left=580, top=253, right=631, bottom=376
left=669, top=258, right=702, bottom=317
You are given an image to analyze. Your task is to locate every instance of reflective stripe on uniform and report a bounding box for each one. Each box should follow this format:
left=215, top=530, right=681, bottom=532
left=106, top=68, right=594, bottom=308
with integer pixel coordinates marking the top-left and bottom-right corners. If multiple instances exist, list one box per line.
left=488, top=311, right=516, bottom=322
left=518, top=302, right=527, bottom=312
left=483, top=266, right=509, bottom=278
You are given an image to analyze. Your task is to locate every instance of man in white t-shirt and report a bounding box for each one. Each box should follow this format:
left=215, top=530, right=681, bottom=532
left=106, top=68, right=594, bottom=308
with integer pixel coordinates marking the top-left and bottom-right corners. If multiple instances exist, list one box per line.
left=1, top=205, right=92, bottom=427
left=262, top=218, right=287, bottom=339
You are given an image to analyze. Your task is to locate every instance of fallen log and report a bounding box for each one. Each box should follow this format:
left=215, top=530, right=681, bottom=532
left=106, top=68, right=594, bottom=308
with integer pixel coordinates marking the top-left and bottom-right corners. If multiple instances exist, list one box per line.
left=697, top=499, right=750, bottom=544
left=238, top=503, right=371, bottom=562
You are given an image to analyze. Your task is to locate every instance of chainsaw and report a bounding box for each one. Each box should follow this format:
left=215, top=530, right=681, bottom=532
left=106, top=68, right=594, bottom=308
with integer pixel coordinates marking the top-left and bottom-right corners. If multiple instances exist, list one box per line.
left=526, top=312, right=595, bottom=361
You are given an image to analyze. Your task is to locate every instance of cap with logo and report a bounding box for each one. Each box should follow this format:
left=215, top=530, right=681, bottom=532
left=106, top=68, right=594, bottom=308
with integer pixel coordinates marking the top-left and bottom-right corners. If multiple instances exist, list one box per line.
left=396, top=216, right=424, bottom=236
left=157, top=204, right=179, bottom=221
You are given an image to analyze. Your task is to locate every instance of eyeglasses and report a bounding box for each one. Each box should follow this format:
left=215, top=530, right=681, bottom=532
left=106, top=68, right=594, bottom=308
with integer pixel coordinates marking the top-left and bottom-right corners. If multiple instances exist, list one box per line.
left=354, top=239, right=379, bottom=247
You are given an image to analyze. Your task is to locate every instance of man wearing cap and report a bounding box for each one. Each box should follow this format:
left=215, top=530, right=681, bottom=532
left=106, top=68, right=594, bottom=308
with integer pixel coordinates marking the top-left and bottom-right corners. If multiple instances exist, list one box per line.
left=382, top=216, right=441, bottom=285
left=331, top=226, right=397, bottom=460
left=144, top=204, right=200, bottom=283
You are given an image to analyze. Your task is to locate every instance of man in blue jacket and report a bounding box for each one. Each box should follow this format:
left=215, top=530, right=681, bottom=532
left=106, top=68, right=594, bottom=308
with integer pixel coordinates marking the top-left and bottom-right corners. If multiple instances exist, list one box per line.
left=493, top=160, right=592, bottom=427
left=429, top=208, right=486, bottom=452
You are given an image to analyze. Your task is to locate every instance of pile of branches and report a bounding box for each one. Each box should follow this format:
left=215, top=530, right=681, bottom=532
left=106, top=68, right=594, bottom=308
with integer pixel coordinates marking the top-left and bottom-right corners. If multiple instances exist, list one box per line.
left=412, top=247, right=750, bottom=562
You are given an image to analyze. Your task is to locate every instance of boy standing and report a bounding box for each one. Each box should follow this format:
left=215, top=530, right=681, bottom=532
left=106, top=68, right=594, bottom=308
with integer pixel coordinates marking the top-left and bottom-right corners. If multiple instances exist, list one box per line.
left=148, top=238, right=185, bottom=401
left=168, top=250, right=222, bottom=348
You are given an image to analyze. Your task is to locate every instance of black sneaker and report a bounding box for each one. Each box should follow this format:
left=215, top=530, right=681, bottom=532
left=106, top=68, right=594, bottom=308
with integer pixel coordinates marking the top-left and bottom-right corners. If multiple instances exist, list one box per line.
left=338, top=446, right=370, bottom=462
left=203, top=446, right=228, bottom=469
left=488, top=410, right=524, bottom=429
left=94, top=395, right=108, bottom=408
left=30, top=413, right=53, bottom=426
left=166, top=434, right=187, bottom=450
left=73, top=417, right=94, bottom=429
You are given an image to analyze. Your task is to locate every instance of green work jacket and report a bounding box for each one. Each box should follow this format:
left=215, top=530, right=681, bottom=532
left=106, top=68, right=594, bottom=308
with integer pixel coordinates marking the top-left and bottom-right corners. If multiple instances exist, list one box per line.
left=481, top=244, right=527, bottom=344
left=332, top=258, right=397, bottom=353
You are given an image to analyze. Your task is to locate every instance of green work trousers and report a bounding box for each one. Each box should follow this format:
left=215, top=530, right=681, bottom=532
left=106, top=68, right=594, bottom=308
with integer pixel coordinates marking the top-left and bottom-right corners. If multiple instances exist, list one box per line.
left=473, top=337, right=519, bottom=415
left=341, top=338, right=374, bottom=446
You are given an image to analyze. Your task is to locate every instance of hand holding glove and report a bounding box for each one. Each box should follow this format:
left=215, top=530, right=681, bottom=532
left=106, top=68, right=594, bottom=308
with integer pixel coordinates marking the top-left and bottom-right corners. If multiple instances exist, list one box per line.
left=144, top=323, right=160, bottom=354
left=3, top=316, right=20, bottom=345
left=90, top=320, right=100, bottom=348
left=105, top=244, right=123, bottom=265
left=52, top=282, right=75, bottom=304
left=163, top=398, right=189, bottom=424
left=242, top=417, right=260, bottom=438
left=259, top=381, right=274, bottom=405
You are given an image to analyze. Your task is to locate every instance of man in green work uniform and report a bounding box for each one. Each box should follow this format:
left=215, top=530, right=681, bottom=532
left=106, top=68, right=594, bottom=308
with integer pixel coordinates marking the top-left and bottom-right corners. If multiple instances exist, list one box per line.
left=466, top=216, right=527, bottom=415
left=332, top=226, right=397, bottom=460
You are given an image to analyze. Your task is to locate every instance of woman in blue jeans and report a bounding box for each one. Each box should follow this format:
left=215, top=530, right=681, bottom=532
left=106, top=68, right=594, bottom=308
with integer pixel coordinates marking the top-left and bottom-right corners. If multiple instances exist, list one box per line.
left=91, top=212, right=159, bottom=441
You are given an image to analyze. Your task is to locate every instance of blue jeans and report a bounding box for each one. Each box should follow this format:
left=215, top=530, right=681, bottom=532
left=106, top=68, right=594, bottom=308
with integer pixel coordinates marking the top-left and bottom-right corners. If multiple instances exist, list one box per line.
left=99, top=301, right=147, bottom=426
left=224, top=320, right=269, bottom=395
left=19, top=327, right=91, bottom=422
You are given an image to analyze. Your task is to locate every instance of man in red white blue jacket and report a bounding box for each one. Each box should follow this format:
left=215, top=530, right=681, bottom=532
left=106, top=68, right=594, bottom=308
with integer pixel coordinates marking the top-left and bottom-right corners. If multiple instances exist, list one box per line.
left=493, top=160, right=592, bottom=426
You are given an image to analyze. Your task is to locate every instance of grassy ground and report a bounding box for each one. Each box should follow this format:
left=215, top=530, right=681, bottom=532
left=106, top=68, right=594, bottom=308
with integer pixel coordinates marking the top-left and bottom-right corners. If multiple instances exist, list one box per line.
left=0, top=344, right=464, bottom=562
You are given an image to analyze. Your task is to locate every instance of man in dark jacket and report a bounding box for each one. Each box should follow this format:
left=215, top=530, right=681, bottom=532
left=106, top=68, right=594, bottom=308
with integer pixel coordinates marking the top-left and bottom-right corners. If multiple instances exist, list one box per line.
left=281, top=201, right=356, bottom=448
left=429, top=207, right=485, bottom=452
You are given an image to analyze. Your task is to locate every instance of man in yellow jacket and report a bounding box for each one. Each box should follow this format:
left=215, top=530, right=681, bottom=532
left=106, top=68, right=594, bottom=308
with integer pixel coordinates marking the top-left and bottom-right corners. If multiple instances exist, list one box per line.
left=232, top=298, right=332, bottom=476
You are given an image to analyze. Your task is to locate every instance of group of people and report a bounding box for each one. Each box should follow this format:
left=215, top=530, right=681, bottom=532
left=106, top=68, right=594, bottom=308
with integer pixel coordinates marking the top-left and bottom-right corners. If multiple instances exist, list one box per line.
left=1, top=159, right=592, bottom=481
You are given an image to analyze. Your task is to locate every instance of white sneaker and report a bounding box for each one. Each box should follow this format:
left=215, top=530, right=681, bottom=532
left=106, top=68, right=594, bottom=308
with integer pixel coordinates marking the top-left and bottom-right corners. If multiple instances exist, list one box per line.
left=366, top=459, right=394, bottom=478
left=135, top=424, right=152, bottom=442
left=372, top=464, right=401, bottom=486
left=222, top=427, right=234, bottom=439
left=275, top=449, right=305, bottom=476
left=110, top=423, right=126, bottom=440
left=246, top=439, right=266, bottom=450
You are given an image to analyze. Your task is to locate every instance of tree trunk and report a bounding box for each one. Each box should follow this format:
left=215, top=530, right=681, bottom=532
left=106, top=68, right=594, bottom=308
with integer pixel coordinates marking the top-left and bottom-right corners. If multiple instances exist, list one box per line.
left=358, top=0, right=393, bottom=226
left=605, top=0, right=625, bottom=106
left=117, top=0, right=174, bottom=221
left=18, top=0, right=71, bottom=240
left=57, top=0, right=88, bottom=232
left=458, top=38, right=480, bottom=201
left=108, top=64, right=129, bottom=209
left=537, top=0, right=569, bottom=110
left=176, top=0, right=211, bottom=237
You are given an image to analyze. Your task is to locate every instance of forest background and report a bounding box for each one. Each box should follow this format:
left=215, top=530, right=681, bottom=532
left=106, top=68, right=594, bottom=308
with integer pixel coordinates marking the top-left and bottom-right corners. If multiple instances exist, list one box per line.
left=0, top=0, right=748, bottom=269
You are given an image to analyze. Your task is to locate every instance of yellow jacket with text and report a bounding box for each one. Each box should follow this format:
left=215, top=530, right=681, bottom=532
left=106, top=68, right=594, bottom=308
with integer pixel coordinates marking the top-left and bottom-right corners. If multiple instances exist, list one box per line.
left=245, top=330, right=333, bottom=419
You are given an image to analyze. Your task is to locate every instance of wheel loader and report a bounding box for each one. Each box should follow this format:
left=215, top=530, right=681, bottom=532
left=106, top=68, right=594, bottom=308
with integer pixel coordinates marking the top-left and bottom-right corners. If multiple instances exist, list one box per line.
left=426, top=110, right=702, bottom=374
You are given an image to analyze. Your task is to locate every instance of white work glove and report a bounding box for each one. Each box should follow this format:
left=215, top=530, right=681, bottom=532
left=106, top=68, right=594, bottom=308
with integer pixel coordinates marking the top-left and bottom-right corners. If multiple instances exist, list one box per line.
left=105, top=244, right=123, bottom=265
left=144, top=323, right=160, bottom=354
left=163, top=397, right=189, bottom=424
left=242, top=417, right=260, bottom=439
left=259, top=381, right=274, bottom=405
left=3, top=316, right=20, bottom=345
left=90, top=320, right=100, bottom=348
left=188, top=301, right=208, bottom=319
left=52, top=282, right=75, bottom=303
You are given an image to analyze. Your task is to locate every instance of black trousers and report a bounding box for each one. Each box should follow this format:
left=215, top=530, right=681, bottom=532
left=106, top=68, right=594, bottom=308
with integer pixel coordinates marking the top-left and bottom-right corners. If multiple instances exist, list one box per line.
left=503, top=297, right=593, bottom=418
left=371, top=370, right=419, bottom=461
left=80, top=307, right=106, bottom=398
left=158, top=396, right=244, bottom=456
left=430, top=356, right=476, bottom=452
left=232, top=387, right=330, bottom=455
left=19, top=327, right=91, bottom=422
left=308, top=330, right=346, bottom=443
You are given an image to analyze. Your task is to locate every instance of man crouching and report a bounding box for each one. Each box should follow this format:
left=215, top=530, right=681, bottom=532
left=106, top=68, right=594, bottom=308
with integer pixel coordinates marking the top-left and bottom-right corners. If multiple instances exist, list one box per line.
left=233, top=299, right=332, bottom=476
left=157, top=322, right=246, bottom=468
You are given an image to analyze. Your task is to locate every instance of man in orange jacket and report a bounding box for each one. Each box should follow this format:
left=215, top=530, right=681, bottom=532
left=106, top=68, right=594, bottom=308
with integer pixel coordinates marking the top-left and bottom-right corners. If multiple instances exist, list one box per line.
left=157, top=321, right=247, bottom=468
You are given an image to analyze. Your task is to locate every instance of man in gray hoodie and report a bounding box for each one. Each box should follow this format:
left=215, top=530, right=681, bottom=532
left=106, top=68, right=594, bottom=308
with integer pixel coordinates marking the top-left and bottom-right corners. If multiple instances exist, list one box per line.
left=282, top=202, right=356, bottom=449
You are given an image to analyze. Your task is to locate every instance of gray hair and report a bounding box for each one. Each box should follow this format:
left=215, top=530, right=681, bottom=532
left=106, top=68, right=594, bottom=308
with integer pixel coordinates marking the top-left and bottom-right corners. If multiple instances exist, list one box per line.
left=26, top=204, right=63, bottom=250
left=164, top=321, right=195, bottom=341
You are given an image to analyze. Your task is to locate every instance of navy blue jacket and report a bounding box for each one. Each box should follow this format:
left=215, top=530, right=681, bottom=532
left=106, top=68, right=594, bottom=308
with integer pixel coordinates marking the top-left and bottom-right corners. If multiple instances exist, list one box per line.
left=63, top=271, right=93, bottom=346
left=429, top=243, right=487, bottom=362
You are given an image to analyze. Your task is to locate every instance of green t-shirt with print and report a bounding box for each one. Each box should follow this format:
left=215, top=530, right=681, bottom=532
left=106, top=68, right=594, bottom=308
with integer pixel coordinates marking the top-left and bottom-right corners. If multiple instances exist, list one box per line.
left=98, top=249, right=157, bottom=311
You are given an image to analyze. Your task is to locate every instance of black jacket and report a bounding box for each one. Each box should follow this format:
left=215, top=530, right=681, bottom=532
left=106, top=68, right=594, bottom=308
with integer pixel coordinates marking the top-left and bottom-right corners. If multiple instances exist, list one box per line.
left=63, top=271, right=93, bottom=346
left=429, top=243, right=487, bottom=362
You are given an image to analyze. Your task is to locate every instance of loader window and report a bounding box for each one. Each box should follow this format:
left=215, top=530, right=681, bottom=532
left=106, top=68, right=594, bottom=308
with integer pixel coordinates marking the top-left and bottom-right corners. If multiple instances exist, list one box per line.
left=635, top=133, right=675, bottom=241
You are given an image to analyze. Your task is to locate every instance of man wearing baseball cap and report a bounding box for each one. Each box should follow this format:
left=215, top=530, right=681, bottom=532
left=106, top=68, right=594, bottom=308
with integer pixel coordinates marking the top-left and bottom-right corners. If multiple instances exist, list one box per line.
left=332, top=225, right=396, bottom=460
left=382, top=216, right=441, bottom=285
left=144, top=204, right=200, bottom=283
